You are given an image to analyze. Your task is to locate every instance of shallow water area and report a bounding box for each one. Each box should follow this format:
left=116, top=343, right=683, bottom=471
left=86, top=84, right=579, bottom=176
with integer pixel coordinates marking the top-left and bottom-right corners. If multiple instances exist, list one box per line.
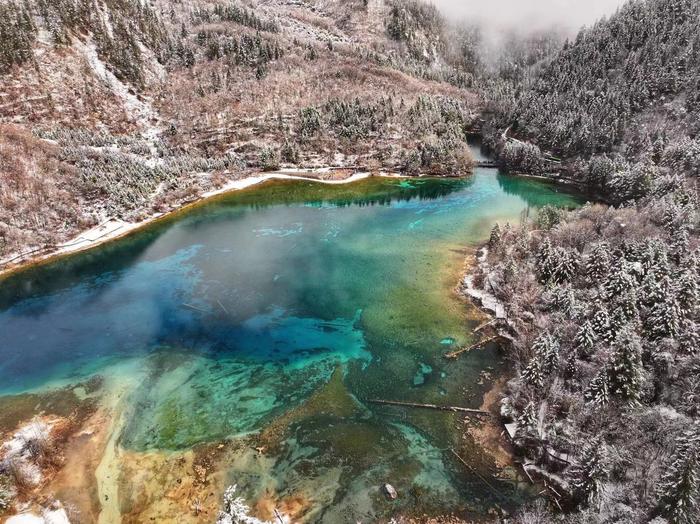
left=0, top=167, right=583, bottom=522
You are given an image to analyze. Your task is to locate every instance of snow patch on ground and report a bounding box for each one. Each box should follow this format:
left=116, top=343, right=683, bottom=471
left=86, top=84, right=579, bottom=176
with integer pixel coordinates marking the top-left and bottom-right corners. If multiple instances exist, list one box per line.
left=6, top=514, right=45, bottom=524
left=463, top=247, right=507, bottom=319
left=1, top=420, right=54, bottom=487
left=76, top=39, right=161, bottom=148
left=6, top=507, right=70, bottom=524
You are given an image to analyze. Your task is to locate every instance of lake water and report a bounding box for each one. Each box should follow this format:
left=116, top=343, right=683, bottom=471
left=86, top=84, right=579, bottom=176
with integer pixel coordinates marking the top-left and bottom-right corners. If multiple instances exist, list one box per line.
left=0, top=168, right=583, bottom=522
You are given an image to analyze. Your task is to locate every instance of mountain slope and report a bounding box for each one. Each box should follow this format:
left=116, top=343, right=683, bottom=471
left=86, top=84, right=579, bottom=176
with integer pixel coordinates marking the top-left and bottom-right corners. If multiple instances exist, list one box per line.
left=484, top=0, right=700, bottom=201
left=0, top=0, right=479, bottom=263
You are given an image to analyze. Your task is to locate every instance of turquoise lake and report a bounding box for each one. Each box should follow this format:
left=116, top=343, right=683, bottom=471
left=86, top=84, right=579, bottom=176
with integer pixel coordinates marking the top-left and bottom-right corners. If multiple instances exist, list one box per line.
left=0, top=168, right=583, bottom=522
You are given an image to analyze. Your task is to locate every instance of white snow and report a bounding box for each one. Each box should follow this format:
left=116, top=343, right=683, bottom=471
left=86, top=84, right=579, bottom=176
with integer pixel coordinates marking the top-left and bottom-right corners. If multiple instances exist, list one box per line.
left=463, top=248, right=508, bottom=319
left=1, top=420, right=53, bottom=487
left=42, top=508, right=71, bottom=524
left=76, top=40, right=161, bottom=149
left=217, top=485, right=289, bottom=524
left=6, top=508, right=70, bottom=524
left=6, top=515, right=45, bottom=524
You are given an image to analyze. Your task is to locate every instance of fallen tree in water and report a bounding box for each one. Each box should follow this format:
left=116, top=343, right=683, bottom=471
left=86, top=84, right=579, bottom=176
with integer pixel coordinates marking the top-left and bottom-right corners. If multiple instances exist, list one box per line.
left=365, top=398, right=490, bottom=416
left=444, top=335, right=504, bottom=359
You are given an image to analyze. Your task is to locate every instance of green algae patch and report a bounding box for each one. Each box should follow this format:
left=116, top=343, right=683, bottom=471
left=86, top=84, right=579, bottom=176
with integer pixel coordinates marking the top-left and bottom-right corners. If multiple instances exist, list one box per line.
left=0, top=377, right=102, bottom=433
left=256, top=365, right=363, bottom=452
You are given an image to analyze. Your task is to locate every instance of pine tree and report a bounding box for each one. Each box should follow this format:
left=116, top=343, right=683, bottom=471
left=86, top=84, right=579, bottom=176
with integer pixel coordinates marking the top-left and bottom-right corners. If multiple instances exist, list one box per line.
left=585, top=369, right=610, bottom=407
left=522, top=357, right=544, bottom=389
left=536, top=333, right=560, bottom=375
left=522, top=332, right=560, bottom=388
left=678, top=324, right=699, bottom=356
left=615, top=288, right=639, bottom=322
left=647, top=297, right=682, bottom=340
left=604, top=263, right=636, bottom=300
left=489, top=223, right=502, bottom=247
left=517, top=401, right=538, bottom=437
left=503, top=255, right=517, bottom=284
left=565, top=353, right=578, bottom=380
left=670, top=228, right=690, bottom=263
left=575, top=321, right=597, bottom=357
left=641, top=271, right=670, bottom=307
left=656, top=425, right=700, bottom=524
left=552, top=285, right=579, bottom=319
left=676, top=271, right=698, bottom=317
left=571, top=436, right=608, bottom=506
left=608, top=327, right=644, bottom=403
left=536, top=237, right=555, bottom=282
left=591, top=309, right=615, bottom=343
left=0, top=1, right=37, bottom=73
left=552, top=247, right=579, bottom=284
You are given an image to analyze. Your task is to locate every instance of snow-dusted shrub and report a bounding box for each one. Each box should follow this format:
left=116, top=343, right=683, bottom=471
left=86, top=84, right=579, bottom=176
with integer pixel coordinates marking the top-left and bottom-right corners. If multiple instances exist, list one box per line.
left=216, top=485, right=284, bottom=524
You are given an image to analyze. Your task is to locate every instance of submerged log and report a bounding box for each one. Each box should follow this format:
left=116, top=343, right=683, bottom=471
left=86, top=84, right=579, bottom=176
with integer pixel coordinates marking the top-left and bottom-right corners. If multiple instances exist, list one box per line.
left=216, top=298, right=229, bottom=315
left=473, top=318, right=497, bottom=333
left=450, top=449, right=510, bottom=501
left=366, top=399, right=490, bottom=416
left=182, top=302, right=207, bottom=313
left=444, top=335, right=503, bottom=359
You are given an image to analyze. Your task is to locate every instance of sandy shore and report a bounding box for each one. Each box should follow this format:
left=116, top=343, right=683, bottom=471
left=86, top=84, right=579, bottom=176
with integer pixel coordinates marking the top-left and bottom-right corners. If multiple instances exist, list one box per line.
left=0, top=169, right=406, bottom=280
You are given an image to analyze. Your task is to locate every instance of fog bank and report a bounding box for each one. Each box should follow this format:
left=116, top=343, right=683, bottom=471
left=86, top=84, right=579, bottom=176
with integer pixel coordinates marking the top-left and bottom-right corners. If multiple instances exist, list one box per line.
left=432, top=0, right=626, bottom=34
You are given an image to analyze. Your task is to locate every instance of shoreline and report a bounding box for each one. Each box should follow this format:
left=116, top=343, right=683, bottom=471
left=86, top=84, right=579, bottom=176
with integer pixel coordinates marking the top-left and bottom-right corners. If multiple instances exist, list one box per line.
left=0, top=162, right=588, bottom=281
left=0, top=169, right=407, bottom=281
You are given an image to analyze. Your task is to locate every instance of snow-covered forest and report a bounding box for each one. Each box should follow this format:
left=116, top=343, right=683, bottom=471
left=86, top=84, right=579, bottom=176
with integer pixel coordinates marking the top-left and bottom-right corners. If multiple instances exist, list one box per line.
left=469, top=0, right=699, bottom=522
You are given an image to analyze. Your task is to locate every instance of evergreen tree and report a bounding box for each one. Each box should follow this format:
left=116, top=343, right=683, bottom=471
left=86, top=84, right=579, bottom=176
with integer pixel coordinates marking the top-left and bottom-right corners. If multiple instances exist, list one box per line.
left=502, top=255, right=517, bottom=284
left=678, top=324, right=699, bottom=356
left=656, top=425, right=700, bottom=524
left=565, top=353, right=578, bottom=380
left=0, top=1, right=36, bottom=73
left=517, top=401, right=538, bottom=437
left=297, top=107, right=321, bottom=140
left=536, top=332, right=560, bottom=375
left=536, top=237, right=555, bottom=282
left=586, top=242, right=611, bottom=282
left=591, top=309, right=615, bottom=343
left=489, top=223, right=501, bottom=247
left=280, top=139, right=299, bottom=164
left=552, top=247, right=579, bottom=284
left=676, top=271, right=698, bottom=317
left=536, top=205, right=563, bottom=230
left=585, top=369, right=610, bottom=407
left=647, top=296, right=681, bottom=340
left=608, top=327, right=644, bottom=403
left=574, top=321, right=597, bottom=358
left=641, top=271, right=670, bottom=307
left=522, top=357, right=544, bottom=389
left=604, top=263, right=636, bottom=300
left=571, top=436, right=608, bottom=506
left=536, top=240, right=578, bottom=284
left=522, top=332, right=560, bottom=388
left=670, top=228, right=690, bottom=264
left=615, top=288, right=639, bottom=322
left=552, top=285, right=579, bottom=319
